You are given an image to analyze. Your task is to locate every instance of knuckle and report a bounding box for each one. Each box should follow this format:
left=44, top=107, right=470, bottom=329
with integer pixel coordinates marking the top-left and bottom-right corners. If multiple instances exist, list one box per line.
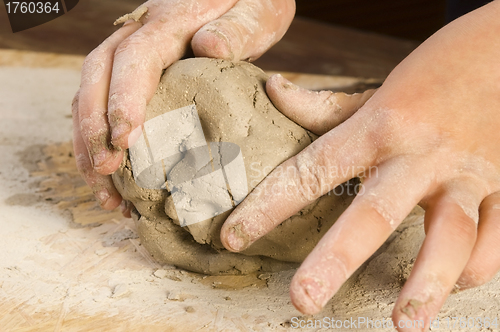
left=360, top=107, right=408, bottom=156
left=365, top=195, right=399, bottom=229
left=294, top=153, right=327, bottom=202
left=81, top=52, right=96, bottom=73
left=78, top=115, right=109, bottom=152
left=106, top=101, right=133, bottom=129
left=79, top=117, right=98, bottom=137
left=115, top=33, right=165, bottom=72
left=82, top=53, right=95, bottom=69
left=107, top=94, right=122, bottom=115
left=193, top=27, right=234, bottom=60
left=254, top=205, right=277, bottom=235
left=324, top=91, right=342, bottom=114
left=367, top=108, right=398, bottom=146
left=114, top=33, right=148, bottom=58
left=367, top=107, right=443, bottom=156
left=81, top=47, right=107, bottom=85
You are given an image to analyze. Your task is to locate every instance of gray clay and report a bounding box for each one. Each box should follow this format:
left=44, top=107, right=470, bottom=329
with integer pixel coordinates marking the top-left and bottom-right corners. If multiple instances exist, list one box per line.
left=112, top=58, right=355, bottom=275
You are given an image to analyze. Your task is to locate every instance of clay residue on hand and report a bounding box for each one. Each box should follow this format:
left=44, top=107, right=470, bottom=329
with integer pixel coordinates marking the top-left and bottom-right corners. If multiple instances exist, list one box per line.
left=114, top=6, right=148, bottom=26
left=401, top=298, right=425, bottom=318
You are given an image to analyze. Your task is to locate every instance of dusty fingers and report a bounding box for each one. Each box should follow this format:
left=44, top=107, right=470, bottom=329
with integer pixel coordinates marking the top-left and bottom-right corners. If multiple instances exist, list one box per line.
left=290, top=156, right=433, bottom=315
left=456, top=192, right=500, bottom=289
left=73, top=91, right=123, bottom=210
left=78, top=20, right=141, bottom=175
left=221, top=80, right=382, bottom=252
left=192, top=0, right=295, bottom=61
left=393, top=192, right=480, bottom=331
left=107, top=0, right=239, bottom=151
left=77, top=0, right=241, bottom=206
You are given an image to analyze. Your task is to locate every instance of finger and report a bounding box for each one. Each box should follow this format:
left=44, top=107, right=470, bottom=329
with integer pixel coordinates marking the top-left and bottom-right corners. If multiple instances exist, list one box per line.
left=72, top=91, right=122, bottom=210
left=78, top=21, right=140, bottom=175
left=393, top=191, right=480, bottom=331
left=457, top=192, right=500, bottom=289
left=108, top=0, right=238, bottom=150
left=289, top=156, right=432, bottom=315
left=266, top=74, right=377, bottom=135
left=192, top=0, right=295, bottom=61
left=220, top=104, right=396, bottom=252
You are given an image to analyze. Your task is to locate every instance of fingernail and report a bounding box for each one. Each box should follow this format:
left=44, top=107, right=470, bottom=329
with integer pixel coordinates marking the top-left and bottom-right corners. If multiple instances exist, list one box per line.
left=275, top=75, right=298, bottom=90
left=283, top=82, right=299, bottom=90
left=208, top=28, right=235, bottom=60
left=96, top=189, right=110, bottom=206
left=226, top=226, right=247, bottom=251
left=92, top=149, right=108, bottom=169
left=301, top=278, right=328, bottom=310
left=111, top=123, right=130, bottom=145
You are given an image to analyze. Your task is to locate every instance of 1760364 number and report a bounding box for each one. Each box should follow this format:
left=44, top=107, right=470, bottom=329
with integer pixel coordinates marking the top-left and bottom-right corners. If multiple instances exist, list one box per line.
left=5, top=2, right=60, bottom=14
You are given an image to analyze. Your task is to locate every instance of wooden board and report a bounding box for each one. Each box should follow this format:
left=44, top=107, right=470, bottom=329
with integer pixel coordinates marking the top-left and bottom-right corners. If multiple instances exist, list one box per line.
left=1, top=50, right=497, bottom=332
left=0, top=50, right=375, bottom=331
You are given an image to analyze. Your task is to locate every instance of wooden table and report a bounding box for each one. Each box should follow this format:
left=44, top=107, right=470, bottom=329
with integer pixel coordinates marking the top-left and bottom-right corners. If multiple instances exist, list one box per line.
left=1, top=4, right=498, bottom=330
left=0, top=49, right=397, bottom=332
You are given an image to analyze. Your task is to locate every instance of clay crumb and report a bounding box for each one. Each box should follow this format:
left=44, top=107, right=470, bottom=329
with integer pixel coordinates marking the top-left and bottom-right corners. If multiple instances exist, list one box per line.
left=409, top=299, right=423, bottom=311
left=401, top=299, right=424, bottom=318
left=167, top=291, right=183, bottom=301
left=114, top=6, right=148, bottom=26
left=154, top=269, right=168, bottom=279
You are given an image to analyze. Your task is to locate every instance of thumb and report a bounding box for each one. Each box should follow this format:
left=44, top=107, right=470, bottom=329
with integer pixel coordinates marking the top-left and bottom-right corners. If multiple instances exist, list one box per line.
left=191, top=0, right=295, bottom=61
left=266, top=74, right=377, bottom=135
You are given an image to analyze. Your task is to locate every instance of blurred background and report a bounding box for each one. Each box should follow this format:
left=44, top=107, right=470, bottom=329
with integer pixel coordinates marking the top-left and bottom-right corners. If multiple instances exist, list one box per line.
left=0, top=0, right=448, bottom=54
left=0, top=0, right=490, bottom=77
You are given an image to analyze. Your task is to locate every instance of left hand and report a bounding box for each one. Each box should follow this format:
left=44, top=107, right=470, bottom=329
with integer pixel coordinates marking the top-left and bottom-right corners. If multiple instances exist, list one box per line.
left=71, top=0, right=295, bottom=216
left=220, top=1, right=500, bottom=330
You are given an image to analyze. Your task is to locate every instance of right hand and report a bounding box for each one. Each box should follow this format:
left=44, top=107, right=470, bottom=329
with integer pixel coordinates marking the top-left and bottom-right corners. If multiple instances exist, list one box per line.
left=72, top=0, right=295, bottom=215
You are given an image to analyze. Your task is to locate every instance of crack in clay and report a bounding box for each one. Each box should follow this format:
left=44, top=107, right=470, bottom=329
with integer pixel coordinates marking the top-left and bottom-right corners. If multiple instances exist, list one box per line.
left=252, top=84, right=259, bottom=108
left=177, top=126, right=200, bottom=153
left=219, top=63, right=236, bottom=72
